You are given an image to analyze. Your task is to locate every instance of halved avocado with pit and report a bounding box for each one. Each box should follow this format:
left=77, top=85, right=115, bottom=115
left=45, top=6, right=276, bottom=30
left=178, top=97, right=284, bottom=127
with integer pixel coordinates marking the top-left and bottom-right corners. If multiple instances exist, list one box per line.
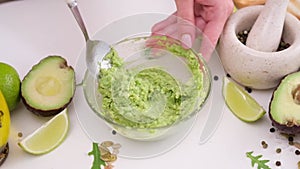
left=269, top=71, right=300, bottom=134
left=21, top=56, right=75, bottom=116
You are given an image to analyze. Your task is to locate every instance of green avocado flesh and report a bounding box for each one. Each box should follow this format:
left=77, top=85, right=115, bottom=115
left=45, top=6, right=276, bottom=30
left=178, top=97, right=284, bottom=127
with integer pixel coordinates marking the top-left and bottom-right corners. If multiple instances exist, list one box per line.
left=270, top=71, right=300, bottom=130
left=21, top=56, right=75, bottom=116
left=98, top=37, right=206, bottom=128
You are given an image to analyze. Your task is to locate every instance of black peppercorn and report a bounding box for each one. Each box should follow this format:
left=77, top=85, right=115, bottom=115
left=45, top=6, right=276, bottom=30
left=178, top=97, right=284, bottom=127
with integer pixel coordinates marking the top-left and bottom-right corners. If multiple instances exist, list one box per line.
left=244, top=87, right=252, bottom=93
left=237, top=29, right=290, bottom=51
left=276, top=148, right=281, bottom=154
left=288, top=136, right=294, bottom=142
left=213, top=75, right=219, bottom=81
left=261, top=141, right=268, bottom=149
left=275, top=161, right=281, bottom=166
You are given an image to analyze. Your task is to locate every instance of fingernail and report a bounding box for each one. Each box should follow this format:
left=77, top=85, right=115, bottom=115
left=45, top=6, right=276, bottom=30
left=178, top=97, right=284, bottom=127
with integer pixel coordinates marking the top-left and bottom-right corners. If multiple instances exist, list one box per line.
left=181, top=34, right=192, bottom=48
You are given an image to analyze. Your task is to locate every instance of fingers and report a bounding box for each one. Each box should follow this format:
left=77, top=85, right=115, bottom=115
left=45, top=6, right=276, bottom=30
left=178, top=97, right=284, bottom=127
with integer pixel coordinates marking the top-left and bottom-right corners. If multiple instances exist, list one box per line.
left=175, top=0, right=195, bottom=49
left=195, top=17, right=206, bottom=31
left=151, top=22, right=178, bottom=37
left=199, top=1, right=234, bottom=60
left=151, top=13, right=177, bottom=34
left=199, top=28, right=216, bottom=61
left=149, top=0, right=234, bottom=62
left=151, top=0, right=196, bottom=48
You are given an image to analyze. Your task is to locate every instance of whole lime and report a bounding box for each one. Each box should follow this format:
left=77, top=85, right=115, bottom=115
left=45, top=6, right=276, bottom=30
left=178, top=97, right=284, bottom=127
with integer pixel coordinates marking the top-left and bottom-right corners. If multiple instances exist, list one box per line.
left=0, top=62, right=21, bottom=111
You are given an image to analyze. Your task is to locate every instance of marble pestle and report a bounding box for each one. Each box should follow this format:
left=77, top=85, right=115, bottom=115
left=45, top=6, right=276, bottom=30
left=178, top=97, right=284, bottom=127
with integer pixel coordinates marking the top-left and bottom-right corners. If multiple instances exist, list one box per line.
left=246, top=0, right=289, bottom=52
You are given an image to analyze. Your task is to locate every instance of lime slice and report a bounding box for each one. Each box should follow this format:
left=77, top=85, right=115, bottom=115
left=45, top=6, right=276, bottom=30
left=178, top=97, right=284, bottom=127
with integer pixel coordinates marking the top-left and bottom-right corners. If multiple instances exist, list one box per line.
left=222, top=77, right=266, bottom=122
left=18, top=108, right=69, bottom=155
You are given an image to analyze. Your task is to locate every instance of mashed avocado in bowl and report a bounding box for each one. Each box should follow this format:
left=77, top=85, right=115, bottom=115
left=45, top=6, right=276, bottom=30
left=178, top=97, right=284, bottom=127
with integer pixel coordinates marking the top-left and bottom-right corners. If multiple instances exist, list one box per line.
left=83, top=36, right=211, bottom=140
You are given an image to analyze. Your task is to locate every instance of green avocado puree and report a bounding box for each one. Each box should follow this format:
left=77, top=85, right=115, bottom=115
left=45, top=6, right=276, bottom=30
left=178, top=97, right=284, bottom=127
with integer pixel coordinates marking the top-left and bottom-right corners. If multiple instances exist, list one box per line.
left=98, top=37, right=205, bottom=128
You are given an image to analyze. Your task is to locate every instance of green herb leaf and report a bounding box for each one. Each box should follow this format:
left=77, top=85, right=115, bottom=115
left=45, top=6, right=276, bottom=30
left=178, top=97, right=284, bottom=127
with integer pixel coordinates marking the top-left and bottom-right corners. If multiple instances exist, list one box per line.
left=88, top=142, right=106, bottom=169
left=246, top=151, right=271, bottom=169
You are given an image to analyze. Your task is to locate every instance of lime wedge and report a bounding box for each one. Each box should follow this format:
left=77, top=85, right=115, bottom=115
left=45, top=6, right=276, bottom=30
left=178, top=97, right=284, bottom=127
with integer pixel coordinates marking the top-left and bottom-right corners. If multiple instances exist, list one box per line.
left=18, top=108, right=69, bottom=155
left=222, top=77, right=266, bottom=122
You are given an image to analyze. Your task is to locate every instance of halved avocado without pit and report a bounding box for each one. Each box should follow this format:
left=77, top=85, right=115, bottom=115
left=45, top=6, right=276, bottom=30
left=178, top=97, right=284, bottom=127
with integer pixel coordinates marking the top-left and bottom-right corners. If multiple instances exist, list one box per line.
left=269, top=71, right=300, bottom=134
left=21, top=56, right=75, bottom=116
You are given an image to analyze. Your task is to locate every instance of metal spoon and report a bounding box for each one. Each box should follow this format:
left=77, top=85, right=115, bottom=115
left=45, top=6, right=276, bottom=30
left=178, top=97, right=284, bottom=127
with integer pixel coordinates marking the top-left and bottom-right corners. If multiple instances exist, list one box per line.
left=66, top=0, right=111, bottom=76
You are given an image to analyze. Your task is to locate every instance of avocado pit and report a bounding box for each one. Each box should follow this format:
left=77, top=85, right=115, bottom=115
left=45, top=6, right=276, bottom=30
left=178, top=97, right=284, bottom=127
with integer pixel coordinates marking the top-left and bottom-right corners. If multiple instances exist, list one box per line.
left=292, top=85, right=300, bottom=105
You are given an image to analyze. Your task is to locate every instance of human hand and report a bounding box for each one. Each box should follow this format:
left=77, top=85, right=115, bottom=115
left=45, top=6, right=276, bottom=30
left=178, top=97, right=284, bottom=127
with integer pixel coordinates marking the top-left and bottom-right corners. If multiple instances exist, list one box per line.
left=151, top=0, right=234, bottom=61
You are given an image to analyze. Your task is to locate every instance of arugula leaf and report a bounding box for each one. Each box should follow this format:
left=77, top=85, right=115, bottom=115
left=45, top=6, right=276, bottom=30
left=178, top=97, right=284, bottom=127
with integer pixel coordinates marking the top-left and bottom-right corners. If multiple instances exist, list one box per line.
left=88, top=142, right=106, bottom=169
left=246, top=151, right=271, bottom=169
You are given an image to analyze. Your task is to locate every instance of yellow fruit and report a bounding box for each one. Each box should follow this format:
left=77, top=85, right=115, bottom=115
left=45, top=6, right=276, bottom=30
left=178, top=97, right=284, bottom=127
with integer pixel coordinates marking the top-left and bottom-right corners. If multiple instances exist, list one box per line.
left=18, top=108, right=69, bottom=155
left=0, top=89, right=10, bottom=148
left=0, top=62, right=20, bottom=111
left=223, top=77, right=266, bottom=122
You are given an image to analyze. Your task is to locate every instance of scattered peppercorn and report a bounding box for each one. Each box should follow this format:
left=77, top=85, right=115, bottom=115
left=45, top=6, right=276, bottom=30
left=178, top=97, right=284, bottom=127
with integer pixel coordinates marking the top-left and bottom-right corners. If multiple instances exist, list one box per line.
left=263, top=144, right=268, bottom=149
left=112, top=130, right=117, bottom=135
left=213, top=75, right=219, bottom=81
left=269, top=127, right=276, bottom=133
left=17, top=132, right=23, bottom=138
left=275, top=161, right=281, bottom=166
left=295, top=150, right=300, bottom=155
left=288, top=136, right=294, bottom=142
left=276, top=148, right=281, bottom=154
left=244, top=87, right=252, bottom=93
left=226, top=74, right=231, bottom=78
left=261, top=141, right=268, bottom=149
left=288, top=136, right=295, bottom=146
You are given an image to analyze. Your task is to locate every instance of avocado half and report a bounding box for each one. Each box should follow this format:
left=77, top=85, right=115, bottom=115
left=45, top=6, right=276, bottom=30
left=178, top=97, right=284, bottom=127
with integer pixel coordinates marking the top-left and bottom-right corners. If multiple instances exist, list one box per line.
left=269, top=71, right=300, bottom=134
left=21, top=56, right=75, bottom=116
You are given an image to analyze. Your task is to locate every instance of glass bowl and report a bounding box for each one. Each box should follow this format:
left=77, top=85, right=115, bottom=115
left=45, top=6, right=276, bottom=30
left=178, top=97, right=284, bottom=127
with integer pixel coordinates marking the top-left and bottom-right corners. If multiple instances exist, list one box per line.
left=82, top=35, right=211, bottom=141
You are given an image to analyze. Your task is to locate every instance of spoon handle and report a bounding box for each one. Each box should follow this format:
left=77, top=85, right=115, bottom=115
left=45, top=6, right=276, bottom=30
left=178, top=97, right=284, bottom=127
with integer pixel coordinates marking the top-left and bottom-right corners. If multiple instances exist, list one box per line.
left=66, top=0, right=90, bottom=41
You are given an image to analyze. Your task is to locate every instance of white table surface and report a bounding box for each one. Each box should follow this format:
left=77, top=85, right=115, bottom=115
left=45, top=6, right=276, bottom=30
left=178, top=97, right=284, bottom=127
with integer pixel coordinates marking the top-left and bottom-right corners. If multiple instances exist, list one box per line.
left=0, top=0, right=299, bottom=168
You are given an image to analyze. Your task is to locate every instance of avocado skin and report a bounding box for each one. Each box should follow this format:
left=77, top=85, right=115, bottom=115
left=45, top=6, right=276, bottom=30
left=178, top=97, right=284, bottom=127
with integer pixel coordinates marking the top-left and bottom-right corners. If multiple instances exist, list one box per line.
left=268, top=72, right=300, bottom=135
left=21, top=94, right=73, bottom=117
left=269, top=112, right=300, bottom=135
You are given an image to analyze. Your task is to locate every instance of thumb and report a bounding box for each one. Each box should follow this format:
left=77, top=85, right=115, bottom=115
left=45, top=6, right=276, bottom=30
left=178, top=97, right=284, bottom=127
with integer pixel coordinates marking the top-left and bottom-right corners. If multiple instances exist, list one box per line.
left=175, top=0, right=195, bottom=48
